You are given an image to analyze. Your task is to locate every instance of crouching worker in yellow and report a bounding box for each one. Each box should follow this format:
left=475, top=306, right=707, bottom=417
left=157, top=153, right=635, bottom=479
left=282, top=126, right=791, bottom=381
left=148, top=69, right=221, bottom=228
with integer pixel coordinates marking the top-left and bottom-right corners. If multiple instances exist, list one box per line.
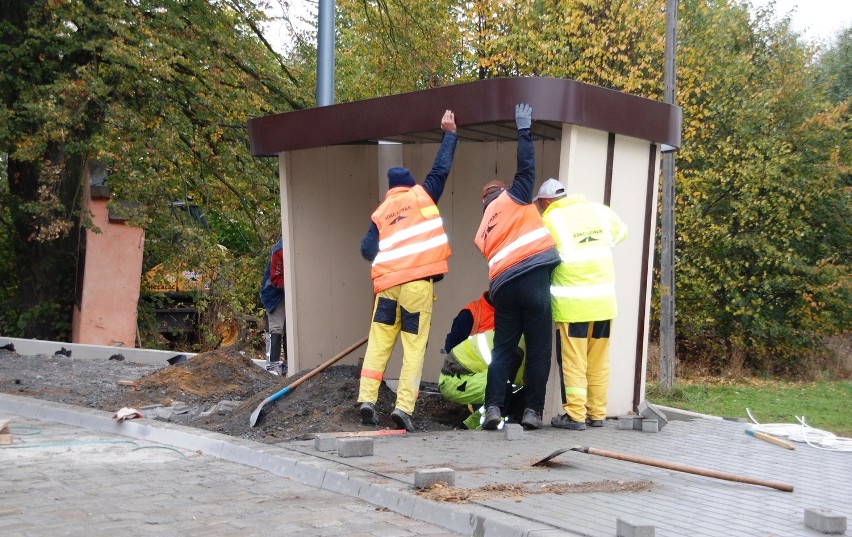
left=438, top=292, right=526, bottom=430
left=357, top=109, right=457, bottom=433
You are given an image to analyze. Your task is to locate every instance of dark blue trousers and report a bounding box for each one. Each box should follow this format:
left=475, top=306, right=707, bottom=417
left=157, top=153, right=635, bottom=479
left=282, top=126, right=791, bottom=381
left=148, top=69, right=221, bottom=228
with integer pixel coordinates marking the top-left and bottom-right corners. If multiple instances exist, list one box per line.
left=485, top=265, right=553, bottom=413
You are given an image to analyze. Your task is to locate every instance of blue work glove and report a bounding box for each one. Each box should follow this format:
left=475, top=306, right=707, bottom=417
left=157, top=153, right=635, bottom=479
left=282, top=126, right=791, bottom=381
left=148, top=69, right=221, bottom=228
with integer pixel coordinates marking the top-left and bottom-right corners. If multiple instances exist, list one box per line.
left=515, top=103, right=532, bottom=130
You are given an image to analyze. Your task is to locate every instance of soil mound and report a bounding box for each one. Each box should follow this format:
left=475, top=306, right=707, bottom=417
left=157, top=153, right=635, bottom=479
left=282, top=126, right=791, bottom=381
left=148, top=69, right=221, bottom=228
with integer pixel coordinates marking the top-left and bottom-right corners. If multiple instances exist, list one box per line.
left=0, top=347, right=471, bottom=444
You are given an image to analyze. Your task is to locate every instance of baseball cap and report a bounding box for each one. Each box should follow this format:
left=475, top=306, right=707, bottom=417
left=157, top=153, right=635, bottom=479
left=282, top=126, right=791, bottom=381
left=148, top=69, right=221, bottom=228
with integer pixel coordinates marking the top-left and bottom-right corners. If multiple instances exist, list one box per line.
left=482, top=179, right=507, bottom=199
left=533, top=178, right=565, bottom=201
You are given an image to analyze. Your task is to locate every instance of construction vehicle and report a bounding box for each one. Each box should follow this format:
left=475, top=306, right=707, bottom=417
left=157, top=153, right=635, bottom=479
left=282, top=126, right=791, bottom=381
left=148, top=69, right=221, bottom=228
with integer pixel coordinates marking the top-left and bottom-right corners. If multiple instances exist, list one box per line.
left=140, top=202, right=242, bottom=348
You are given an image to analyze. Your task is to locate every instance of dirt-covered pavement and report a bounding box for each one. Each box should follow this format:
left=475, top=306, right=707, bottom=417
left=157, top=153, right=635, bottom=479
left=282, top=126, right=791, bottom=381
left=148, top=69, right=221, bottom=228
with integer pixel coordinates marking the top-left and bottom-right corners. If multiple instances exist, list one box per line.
left=0, top=347, right=470, bottom=443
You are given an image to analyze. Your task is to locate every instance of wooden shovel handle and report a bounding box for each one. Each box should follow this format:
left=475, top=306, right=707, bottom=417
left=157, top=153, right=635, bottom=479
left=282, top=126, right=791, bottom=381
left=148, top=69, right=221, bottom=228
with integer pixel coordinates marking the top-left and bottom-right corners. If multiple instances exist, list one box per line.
left=286, top=336, right=368, bottom=391
left=583, top=447, right=794, bottom=492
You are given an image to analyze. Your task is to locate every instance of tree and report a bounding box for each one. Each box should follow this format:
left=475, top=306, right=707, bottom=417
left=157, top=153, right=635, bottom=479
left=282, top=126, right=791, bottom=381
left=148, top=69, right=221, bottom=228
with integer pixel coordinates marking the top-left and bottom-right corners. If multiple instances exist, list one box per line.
left=1, top=0, right=301, bottom=340
left=672, top=0, right=850, bottom=373
left=817, top=26, right=852, bottom=105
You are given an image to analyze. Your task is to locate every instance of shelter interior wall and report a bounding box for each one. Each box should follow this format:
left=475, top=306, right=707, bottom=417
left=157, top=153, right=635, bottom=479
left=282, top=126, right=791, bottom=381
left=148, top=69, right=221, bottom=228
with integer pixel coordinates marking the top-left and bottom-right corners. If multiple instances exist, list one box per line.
left=282, top=134, right=654, bottom=419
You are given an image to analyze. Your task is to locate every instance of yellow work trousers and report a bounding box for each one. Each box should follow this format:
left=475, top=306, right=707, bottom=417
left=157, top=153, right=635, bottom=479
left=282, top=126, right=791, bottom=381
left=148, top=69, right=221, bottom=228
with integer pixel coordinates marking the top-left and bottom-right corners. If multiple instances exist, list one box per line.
left=557, top=321, right=611, bottom=422
left=358, top=279, right=434, bottom=415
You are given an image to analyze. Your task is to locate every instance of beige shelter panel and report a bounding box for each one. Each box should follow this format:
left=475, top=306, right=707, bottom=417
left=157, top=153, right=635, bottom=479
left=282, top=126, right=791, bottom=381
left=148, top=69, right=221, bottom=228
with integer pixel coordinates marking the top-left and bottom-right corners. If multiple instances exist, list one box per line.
left=608, top=134, right=659, bottom=416
left=281, top=145, right=377, bottom=374
left=559, top=124, right=610, bottom=199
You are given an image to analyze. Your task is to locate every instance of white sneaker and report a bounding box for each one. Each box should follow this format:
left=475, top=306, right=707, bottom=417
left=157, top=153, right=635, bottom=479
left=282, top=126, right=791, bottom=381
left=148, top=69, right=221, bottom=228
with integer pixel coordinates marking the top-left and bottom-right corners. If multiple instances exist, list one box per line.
left=266, top=361, right=283, bottom=376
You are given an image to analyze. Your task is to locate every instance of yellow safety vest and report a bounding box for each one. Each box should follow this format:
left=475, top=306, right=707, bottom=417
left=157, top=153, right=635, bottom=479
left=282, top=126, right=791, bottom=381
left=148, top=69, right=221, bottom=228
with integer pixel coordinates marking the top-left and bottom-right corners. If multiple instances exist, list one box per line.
left=542, top=194, right=627, bottom=322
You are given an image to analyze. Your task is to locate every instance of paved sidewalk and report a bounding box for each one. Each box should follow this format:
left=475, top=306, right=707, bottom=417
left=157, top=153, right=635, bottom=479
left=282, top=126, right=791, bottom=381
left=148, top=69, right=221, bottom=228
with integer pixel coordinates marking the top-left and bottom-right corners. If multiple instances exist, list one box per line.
left=1, top=393, right=849, bottom=536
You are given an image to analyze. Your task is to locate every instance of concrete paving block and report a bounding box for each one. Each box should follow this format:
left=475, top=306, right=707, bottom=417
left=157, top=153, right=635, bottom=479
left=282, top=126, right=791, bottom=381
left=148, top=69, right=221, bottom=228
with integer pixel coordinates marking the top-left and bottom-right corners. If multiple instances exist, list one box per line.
left=616, top=517, right=656, bottom=537
left=804, top=508, right=847, bottom=534
left=641, top=419, right=659, bottom=433
left=503, top=423, right=523, bottom=440
left=414, top=467, right=456, bottom=489
left=337, top=437, right=373, bottom=458
left=314, top=433, right=338, bottom=452
left=617, top=416, right=635, bottom=430
left=639, top=400, right=669, bottom=430
left=633, top=416, right=644, bottom=430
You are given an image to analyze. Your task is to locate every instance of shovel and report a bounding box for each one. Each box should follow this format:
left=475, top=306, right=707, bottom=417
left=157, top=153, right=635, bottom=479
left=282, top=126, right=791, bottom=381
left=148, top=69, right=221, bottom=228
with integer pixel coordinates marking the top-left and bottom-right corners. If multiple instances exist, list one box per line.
left=533, top=445, right=793, bottom=492
left=249, top=336, right=368, bottom=427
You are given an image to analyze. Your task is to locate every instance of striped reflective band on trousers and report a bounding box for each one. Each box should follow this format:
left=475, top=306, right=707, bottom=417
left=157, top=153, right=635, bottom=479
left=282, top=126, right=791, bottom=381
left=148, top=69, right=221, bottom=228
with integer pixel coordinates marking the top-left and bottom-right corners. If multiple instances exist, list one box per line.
left=373, top=218, right=448, bottom=266
left=487, top=227, right=551, bottom=269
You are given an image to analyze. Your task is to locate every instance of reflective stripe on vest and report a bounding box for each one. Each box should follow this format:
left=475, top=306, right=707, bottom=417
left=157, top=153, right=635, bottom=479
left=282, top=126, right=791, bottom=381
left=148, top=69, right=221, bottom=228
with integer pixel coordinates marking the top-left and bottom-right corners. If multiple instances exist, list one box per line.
left=551, top=282, right=616, bottom=299
left=487, top=227, right=551, bottom=269
left=543, top=195, right=625, bottom=322
left=371, top=185, right=450, bottom=293
left=475, top=333, right=492, bottom=365
left=475, top=192, right=556, bottom=281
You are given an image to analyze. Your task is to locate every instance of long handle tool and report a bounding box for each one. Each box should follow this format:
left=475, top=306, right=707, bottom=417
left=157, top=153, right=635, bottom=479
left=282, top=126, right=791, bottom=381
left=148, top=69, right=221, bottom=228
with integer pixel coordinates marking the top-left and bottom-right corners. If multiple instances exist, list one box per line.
left=534, top=445, right=793, bottom=492
left=250, top=336, right=368, bottom=427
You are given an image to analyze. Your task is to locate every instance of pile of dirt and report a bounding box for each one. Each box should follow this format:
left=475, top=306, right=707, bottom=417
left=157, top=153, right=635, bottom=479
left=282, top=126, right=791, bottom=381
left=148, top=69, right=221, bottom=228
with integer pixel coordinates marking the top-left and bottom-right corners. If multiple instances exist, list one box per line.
left=0, top=347, right=470, bottom=444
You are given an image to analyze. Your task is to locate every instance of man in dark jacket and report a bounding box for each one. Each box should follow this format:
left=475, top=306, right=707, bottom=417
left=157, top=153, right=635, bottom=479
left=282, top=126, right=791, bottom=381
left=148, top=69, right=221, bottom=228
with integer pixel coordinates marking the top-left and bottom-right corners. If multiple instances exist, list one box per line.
left=474, top=103, right=560, bottom=430
left=259, top=238, right=285, bottom=375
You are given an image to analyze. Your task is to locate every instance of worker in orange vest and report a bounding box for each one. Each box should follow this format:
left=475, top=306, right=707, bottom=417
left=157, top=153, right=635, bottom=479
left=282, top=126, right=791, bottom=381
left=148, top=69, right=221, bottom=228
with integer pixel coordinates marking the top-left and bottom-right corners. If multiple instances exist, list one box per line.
left=439, top=291, right=526, bottom=430
left=357, top=109, right=458, bottom=432
left=474, top=103, right=560, bottom=431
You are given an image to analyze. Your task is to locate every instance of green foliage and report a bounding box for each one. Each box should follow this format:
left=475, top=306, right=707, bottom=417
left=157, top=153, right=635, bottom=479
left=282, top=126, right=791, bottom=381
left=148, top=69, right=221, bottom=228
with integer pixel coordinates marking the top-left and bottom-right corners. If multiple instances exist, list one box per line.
left=647, top=377, right=852, bottom=437
left=817, top=26, right=852, bottom=104
left=672, top=1, right=851, bottom=373
left=1, top=0, right=295, bottom=342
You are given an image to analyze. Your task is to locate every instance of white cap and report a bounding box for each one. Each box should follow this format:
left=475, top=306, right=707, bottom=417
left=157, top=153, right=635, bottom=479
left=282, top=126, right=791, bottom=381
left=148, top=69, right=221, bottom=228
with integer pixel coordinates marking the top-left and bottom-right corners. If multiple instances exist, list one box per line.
left=533, top=178, right=565, bottom=201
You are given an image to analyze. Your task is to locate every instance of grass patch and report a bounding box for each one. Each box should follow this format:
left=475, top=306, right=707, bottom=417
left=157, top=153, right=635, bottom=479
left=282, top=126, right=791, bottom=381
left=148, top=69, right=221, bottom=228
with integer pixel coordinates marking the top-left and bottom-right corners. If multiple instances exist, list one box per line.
left=646, top=377, right=852, bottom=438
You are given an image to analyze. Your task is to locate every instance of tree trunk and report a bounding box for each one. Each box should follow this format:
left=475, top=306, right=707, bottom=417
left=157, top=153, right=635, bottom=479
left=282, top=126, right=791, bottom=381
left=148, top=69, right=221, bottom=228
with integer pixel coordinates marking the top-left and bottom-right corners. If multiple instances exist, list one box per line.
left=6, top=147, right=83, bottom=340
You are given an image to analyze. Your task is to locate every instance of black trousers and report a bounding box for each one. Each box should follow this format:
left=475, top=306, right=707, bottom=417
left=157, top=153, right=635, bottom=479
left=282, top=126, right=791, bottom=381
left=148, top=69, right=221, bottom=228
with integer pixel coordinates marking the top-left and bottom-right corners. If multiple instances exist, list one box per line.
left=485, top=265, right=553, bottom=413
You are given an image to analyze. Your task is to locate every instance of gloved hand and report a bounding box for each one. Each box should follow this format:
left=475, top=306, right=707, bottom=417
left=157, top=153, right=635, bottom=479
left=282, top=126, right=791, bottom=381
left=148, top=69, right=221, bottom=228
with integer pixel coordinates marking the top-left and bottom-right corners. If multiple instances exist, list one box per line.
left=515, top=103, right=532, bottom=130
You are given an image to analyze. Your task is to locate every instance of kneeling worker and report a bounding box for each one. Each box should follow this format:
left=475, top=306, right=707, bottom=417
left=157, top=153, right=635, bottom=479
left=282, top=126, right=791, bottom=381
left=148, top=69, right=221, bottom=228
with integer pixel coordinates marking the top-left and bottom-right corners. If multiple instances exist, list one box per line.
left=438, top=291, right=525, bottom=429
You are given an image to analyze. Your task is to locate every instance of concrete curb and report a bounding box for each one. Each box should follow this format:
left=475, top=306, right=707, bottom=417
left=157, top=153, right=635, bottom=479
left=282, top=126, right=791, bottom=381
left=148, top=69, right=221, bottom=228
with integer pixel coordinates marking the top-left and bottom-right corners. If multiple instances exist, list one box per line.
left=0, top=336, right=195, bottom=366
left=0, top=393, right=573, bottom=537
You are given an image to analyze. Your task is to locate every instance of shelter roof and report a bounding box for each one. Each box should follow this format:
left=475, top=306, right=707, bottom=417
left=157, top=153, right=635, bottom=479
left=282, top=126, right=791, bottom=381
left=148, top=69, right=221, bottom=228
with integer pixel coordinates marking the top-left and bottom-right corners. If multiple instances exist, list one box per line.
left=248, top=77, right=681, bottom=156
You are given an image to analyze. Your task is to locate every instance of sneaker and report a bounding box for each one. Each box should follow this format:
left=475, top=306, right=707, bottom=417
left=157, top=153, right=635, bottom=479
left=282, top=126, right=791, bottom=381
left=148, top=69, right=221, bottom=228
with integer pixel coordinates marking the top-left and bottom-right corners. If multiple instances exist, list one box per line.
left=551, top=414, right=587, bottom=430
left=265, top=361, right=283, bottom=376
left=520, top=408, right=543, bottom=430
left=390, top=408, right=415, bottom=432
left=359, top=402, right=379, bottom=425
left=586, top=418, right=605, bottom=428
left=482, top=405, right=501, bottom=430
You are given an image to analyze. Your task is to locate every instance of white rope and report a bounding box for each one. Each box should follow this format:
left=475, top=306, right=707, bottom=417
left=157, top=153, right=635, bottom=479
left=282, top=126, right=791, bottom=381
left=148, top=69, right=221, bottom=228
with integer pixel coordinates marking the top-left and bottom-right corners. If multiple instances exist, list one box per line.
left=746, top=408, right=852, bottom=452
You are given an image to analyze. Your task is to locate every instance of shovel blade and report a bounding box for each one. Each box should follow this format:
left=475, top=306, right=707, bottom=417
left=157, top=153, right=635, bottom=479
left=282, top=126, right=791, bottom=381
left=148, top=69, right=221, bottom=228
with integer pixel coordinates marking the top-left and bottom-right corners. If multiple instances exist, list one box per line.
left=532, top=447, right=571, bottom=466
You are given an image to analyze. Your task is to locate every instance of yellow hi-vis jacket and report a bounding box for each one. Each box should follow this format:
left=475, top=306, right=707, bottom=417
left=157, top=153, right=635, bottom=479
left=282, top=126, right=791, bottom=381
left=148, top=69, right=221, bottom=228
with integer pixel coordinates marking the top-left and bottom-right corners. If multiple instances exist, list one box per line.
left=447, top=330, right=525, bottom=385
left=541, top=194, right=628, bottom=322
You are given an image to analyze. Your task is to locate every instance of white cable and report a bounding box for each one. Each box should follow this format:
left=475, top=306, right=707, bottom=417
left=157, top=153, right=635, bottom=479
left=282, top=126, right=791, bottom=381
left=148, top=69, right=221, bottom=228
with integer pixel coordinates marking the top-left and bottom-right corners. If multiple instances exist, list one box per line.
left=746, top=408, right=852, bottom=452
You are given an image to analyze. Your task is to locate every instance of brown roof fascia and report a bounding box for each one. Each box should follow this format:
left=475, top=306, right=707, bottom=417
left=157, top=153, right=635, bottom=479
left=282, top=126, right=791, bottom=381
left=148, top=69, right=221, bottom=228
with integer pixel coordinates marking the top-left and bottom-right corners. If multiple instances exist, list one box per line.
left=248, top=77, right=682, bottom=157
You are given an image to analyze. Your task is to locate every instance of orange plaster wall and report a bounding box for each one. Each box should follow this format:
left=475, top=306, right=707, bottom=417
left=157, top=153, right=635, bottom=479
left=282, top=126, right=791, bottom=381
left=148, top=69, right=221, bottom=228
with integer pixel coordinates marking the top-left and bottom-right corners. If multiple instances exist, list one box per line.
left=71, top=198, right=145, bottom=347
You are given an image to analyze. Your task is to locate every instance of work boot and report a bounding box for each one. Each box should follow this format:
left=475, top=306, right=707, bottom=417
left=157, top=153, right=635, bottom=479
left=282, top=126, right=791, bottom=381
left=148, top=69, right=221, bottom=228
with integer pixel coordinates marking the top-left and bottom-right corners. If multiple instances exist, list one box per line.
left=551, top=414, right=587, bottom=430
left=390, top=408, right=415, bottom=432
left=586, top=418, right=605, bottom=427
left=481, top=405, right=502, bottom=430
left=265, top=361, right=283, bottom=376
left=359, top=402, right=379, bottom=425
left=520, top=408, right=543, bottom=430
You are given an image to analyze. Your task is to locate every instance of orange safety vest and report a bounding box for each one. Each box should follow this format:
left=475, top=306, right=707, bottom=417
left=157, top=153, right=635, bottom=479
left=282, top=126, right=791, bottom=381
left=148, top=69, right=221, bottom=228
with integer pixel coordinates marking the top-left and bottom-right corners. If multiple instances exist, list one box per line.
left=474, top=191, right=556, bottom=282
left=465, top=292, right=495, bottom=335
left=370, top=185, right=451, bottom=293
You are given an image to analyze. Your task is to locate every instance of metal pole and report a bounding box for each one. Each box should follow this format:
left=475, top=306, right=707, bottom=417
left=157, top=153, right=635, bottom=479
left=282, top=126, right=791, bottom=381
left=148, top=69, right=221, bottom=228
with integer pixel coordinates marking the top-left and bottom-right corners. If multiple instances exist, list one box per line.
left=316, top=0, right=335, bottom=106
left=659, top=0, right=678, bottom=392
